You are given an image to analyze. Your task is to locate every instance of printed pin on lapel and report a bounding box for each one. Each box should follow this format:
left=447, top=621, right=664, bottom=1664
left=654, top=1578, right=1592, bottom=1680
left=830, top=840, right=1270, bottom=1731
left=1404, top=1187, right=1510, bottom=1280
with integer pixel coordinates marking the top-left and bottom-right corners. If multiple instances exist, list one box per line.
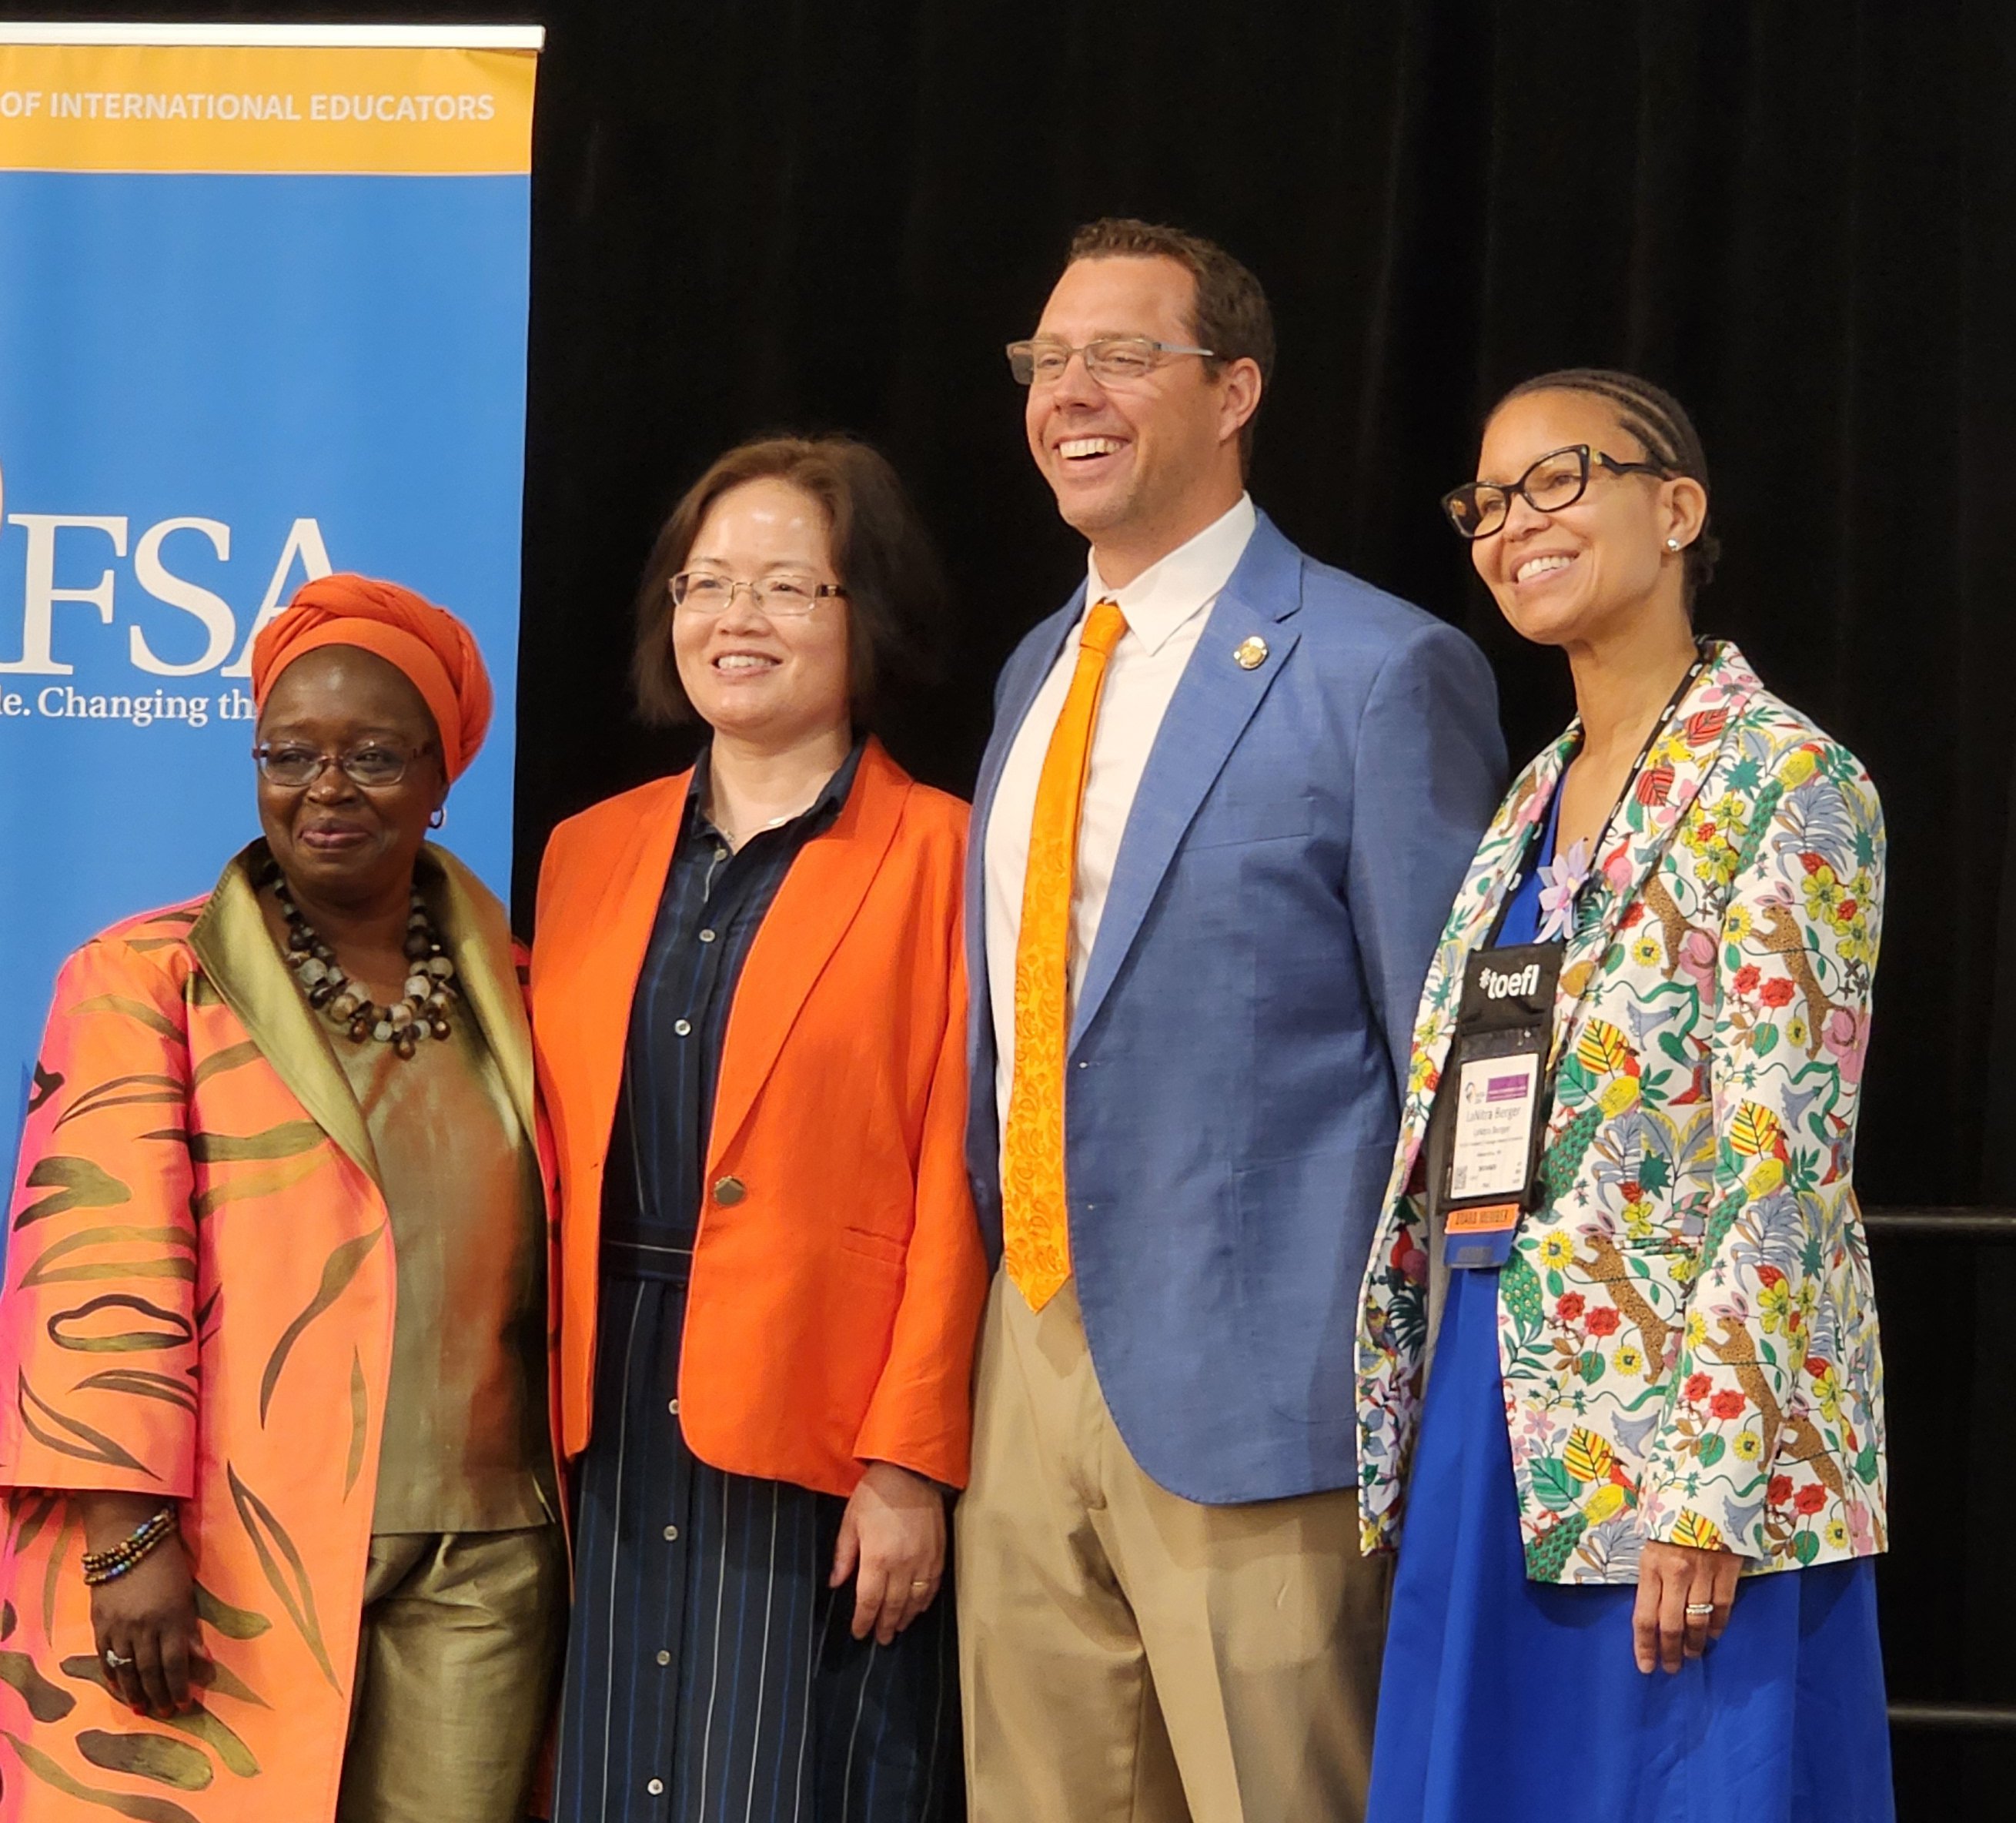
left=1233, top=635, right=1269, bottom=670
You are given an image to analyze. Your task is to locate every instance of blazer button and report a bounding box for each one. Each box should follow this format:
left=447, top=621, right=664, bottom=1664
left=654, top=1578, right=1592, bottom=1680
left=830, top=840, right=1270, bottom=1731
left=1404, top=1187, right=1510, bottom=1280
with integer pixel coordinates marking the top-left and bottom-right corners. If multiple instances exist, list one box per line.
left=713, top=1176, right=747, bottom=1206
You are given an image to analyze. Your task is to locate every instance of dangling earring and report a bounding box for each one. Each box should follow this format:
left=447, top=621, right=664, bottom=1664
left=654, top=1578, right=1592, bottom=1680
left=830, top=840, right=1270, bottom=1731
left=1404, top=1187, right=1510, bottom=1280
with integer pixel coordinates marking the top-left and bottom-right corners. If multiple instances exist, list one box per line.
left=429, top=806, right=446, bottom=830
left=1666, top=537, right=1683, bottom=552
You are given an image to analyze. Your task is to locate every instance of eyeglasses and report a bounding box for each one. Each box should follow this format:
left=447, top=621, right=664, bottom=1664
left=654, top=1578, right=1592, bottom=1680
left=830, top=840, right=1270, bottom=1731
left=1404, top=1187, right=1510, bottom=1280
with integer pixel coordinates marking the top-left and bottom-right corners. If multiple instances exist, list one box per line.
left=1005, top=336, right=1216, bottom=386
left=1442, top=444, right=1674, bottom=541
left=253, top=741, right=432, bottom=788
left=669, top=572, right=848, bottom=617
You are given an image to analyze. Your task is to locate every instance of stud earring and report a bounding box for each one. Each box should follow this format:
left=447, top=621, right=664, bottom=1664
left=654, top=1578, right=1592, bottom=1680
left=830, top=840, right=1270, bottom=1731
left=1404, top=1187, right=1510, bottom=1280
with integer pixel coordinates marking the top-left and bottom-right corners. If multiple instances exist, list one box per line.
left=428, top=807, right=446, bottom=829
left=1666, top=537, right=1682, bottom=552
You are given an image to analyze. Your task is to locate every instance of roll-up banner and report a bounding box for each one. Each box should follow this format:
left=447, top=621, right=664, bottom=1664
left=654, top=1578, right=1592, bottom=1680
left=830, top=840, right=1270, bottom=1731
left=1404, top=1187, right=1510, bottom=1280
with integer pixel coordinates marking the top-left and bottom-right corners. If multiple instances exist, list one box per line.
left=0, top=23, right=542, bottom=1184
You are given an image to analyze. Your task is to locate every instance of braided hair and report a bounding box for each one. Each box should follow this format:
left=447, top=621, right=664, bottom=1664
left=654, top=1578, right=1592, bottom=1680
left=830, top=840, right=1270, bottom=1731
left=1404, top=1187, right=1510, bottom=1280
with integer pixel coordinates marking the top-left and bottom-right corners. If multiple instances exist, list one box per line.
left=1495, top=368, right=1720, bottom=600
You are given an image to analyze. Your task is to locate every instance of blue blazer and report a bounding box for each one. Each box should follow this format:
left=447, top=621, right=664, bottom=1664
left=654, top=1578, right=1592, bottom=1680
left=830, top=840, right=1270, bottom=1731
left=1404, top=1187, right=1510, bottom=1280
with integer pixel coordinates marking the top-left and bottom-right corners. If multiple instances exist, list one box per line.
left=965, top=512, right=1506, bottom=1504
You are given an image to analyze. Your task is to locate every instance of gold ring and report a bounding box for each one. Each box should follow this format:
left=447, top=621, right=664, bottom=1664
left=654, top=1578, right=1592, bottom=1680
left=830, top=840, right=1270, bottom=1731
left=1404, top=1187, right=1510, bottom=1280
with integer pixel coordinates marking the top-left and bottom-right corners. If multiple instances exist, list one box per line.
left=910, top=1579, right=931, bottom=1591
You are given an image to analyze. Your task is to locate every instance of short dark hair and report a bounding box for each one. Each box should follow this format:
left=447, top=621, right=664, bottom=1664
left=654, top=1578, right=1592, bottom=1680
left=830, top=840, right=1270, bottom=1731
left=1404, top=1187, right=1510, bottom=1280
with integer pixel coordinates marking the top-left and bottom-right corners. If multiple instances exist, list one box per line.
left=632, top=436, right=948, bottom=730
left=1493, top=367, right=1722, bottom=600
left=1065, top=217, right=1275, bottom=468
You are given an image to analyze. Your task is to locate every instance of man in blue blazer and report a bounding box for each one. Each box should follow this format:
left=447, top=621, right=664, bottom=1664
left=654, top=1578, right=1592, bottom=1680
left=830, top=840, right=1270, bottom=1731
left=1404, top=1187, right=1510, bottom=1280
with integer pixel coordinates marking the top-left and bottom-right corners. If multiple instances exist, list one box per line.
left=955, top=219, right=1506, bottom=1822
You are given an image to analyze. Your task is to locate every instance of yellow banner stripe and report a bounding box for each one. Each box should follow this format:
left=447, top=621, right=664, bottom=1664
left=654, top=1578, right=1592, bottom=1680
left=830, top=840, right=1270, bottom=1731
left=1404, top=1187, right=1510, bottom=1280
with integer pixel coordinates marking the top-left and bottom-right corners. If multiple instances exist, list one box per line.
left=0, top=43, right=536, bottom=175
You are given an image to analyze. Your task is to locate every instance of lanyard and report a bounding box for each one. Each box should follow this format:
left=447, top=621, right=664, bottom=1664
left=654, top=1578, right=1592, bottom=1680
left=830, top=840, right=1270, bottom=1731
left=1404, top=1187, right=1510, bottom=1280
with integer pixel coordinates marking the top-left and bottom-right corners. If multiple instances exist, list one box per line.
left=1440, top=642, right=1713, bottom=1266
left=1488, top=638, right=1713, bottom=948
left=1435, top=941, right=1563, bottom=1266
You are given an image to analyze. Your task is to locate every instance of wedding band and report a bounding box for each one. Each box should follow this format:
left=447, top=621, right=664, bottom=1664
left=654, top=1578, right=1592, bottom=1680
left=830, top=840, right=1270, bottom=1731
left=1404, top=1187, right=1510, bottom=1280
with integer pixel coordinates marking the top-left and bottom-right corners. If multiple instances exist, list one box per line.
left=102, top=1647, right=132, bottom=1669
left=910, top=1580, right=931, bottom=1591
left=1684, top=1603, right=1716, bottom=1617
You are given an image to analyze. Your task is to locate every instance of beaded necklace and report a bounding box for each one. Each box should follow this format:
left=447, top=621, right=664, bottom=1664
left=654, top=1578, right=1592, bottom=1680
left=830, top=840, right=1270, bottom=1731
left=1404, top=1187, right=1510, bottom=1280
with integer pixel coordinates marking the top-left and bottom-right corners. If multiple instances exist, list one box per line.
left=268, top=865, right=457, bottom=1059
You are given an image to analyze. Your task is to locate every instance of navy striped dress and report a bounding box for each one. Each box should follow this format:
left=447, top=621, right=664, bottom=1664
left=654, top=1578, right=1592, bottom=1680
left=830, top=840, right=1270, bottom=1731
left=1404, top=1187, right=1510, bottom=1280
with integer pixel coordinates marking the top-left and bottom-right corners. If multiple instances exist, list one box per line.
left=553, top=744, right=960, bottom=1823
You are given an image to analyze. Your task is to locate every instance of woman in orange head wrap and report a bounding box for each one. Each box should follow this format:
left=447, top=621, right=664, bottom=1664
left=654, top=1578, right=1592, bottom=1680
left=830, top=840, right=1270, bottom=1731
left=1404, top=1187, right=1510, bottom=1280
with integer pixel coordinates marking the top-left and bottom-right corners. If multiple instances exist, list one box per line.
left=0, top=575, right=565, bottom=1822
left=252, top=573, right=496, bottom=782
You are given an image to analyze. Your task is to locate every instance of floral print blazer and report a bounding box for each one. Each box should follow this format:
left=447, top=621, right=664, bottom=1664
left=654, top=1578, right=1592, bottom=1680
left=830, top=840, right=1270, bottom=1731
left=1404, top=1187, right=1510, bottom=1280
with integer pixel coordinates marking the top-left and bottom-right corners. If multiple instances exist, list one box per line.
left=1356, top=642, right=1887, bottom=1584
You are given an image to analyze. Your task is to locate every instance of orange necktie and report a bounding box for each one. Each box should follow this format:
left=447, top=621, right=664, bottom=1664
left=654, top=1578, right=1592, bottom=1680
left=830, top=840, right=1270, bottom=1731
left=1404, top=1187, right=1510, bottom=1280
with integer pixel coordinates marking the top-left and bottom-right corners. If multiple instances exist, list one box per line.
left=1002, top=598, right=1129, bottom=1310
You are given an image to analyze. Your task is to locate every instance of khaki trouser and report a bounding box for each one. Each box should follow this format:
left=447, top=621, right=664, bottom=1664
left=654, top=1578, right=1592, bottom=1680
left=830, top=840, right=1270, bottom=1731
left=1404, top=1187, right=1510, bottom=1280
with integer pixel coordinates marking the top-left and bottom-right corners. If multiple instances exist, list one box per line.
left=336, top=1525, right=567, bottom=1823
left=956, top=1271, right=1389, bottom=1823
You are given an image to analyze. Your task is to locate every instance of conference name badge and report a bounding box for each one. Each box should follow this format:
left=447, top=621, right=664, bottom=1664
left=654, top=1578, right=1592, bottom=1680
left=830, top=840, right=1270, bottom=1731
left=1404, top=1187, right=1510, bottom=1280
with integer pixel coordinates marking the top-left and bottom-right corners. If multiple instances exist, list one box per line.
left=1436, top=942, right=1562, bottom=1269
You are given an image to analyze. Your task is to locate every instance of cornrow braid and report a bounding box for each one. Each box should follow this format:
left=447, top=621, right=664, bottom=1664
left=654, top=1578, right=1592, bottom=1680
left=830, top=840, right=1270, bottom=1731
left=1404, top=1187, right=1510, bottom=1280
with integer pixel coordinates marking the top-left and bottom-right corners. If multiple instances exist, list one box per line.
left=1496, top=367, right=1721, bottom=599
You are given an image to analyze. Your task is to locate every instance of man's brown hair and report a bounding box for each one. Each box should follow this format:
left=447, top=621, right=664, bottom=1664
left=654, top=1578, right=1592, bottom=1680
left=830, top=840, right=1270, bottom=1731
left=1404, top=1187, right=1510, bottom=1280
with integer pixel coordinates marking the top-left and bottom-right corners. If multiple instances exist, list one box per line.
left=632, top=436, right=947, bottom=729
left=1065, top=217, right=1275, bottom=467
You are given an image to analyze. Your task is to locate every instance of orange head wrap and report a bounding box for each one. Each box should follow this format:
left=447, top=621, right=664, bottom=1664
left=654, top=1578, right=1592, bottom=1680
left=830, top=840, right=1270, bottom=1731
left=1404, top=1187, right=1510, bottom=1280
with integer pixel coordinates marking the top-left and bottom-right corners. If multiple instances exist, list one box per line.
left=249, top=574, right=494, bottom=781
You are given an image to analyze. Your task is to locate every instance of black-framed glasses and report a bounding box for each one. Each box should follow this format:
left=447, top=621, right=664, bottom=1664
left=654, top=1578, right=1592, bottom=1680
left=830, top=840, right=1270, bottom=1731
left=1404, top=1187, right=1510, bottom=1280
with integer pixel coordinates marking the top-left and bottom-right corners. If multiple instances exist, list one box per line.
left=1005, top=336, right=1216, bottom=386
left=1441, top=444, right=1673, bottom=540
left=253, top=741, right=432, bottom=788
left=669, top=572, right=847, bottom=617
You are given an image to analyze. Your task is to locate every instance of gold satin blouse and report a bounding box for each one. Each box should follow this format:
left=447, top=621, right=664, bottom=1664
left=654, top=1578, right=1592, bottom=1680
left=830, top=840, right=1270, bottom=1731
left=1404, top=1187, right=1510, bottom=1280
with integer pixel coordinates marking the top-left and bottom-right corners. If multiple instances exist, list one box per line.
left=320, top=878, right=554, bottom=1535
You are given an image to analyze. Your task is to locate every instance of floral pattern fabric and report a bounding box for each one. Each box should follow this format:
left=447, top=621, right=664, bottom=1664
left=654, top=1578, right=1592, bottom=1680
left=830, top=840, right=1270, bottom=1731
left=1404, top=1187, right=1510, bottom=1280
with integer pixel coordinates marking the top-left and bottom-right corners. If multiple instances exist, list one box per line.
left=1356, top=643, right=1887, bottom=1584
left=1532, top=835, right=1592, bottom=944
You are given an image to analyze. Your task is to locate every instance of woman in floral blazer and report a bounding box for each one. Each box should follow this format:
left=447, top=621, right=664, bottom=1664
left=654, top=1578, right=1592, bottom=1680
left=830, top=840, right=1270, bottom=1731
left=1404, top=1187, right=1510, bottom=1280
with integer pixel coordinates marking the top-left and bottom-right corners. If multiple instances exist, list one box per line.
left=1359, top=370, right=1892, bottom=1823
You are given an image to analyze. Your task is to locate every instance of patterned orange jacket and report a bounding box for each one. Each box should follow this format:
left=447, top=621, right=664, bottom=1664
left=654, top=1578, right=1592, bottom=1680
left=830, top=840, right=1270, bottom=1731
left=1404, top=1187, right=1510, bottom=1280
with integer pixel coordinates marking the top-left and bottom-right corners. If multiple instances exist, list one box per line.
left=0, top=843, right=560, bottom=1821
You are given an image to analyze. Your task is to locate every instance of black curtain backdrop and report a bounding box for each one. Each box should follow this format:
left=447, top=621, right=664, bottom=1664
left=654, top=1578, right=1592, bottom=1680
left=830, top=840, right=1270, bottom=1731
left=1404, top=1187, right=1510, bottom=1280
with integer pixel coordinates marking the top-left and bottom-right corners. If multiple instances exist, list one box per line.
left=45, top=3, right=2016, bottom=1811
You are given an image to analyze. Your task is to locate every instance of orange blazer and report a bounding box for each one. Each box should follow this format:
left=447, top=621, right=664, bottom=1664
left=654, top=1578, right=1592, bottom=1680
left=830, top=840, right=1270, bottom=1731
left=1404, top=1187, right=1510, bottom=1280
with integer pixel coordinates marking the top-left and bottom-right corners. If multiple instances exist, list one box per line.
left=530, top=738, right=986, bottom=1497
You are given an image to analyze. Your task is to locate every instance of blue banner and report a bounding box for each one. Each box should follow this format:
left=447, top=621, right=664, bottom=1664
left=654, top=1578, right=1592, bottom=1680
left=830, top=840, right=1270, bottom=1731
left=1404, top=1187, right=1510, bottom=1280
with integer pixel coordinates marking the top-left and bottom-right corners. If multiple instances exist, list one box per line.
left=0, top=28, right=541, bottom=1182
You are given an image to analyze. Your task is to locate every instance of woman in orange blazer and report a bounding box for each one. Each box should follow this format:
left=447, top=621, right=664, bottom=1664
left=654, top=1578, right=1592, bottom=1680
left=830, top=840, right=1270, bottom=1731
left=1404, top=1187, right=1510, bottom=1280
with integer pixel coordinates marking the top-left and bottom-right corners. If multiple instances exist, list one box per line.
left=530, top=437, right=986, bottom=1823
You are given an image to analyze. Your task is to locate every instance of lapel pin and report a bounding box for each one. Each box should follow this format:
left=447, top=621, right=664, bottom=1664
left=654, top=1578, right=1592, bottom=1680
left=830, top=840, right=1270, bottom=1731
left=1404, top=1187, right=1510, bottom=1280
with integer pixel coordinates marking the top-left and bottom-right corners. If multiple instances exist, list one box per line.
left=1234, top=635, right=1269, bottom=671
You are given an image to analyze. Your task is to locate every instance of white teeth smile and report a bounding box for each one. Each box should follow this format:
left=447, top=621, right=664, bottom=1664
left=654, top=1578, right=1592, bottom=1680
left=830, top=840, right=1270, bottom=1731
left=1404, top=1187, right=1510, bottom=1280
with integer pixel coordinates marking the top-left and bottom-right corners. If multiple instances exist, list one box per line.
left=1058, top=437, right=1125, bottom=460
left=1516, top=554, right=1577, bottom=584
left=714, top=653, right=777, bottom=671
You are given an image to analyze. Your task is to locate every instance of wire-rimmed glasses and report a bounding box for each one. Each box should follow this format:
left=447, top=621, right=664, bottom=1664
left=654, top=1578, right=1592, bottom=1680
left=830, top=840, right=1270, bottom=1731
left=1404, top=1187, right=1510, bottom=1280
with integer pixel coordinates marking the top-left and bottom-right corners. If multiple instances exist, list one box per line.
left=1005, top=336, right=1216, bottom=386
left=253, top=742, right=431, bottom=788
left=668, top=572, right=848, bottom=617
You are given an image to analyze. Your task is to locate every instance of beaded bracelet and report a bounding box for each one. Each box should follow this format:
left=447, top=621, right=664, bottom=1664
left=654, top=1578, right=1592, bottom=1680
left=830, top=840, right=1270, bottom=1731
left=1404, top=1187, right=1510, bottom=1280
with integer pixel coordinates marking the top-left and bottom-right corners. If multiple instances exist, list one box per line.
left=81, top=1506, right=178, bottom=1587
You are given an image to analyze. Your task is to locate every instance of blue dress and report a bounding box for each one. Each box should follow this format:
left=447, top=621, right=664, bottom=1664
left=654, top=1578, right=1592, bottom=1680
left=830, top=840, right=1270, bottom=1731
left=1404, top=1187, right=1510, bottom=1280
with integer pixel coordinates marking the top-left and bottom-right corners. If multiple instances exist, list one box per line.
left=1366, top=795, right=1894, bottom=1823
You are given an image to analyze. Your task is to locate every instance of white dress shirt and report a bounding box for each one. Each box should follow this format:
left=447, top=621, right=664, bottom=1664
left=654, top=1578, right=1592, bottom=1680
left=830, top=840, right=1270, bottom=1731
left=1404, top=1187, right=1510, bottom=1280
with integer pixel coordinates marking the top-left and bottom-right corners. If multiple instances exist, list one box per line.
left=985, top=493, right=1258, bottom=1137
